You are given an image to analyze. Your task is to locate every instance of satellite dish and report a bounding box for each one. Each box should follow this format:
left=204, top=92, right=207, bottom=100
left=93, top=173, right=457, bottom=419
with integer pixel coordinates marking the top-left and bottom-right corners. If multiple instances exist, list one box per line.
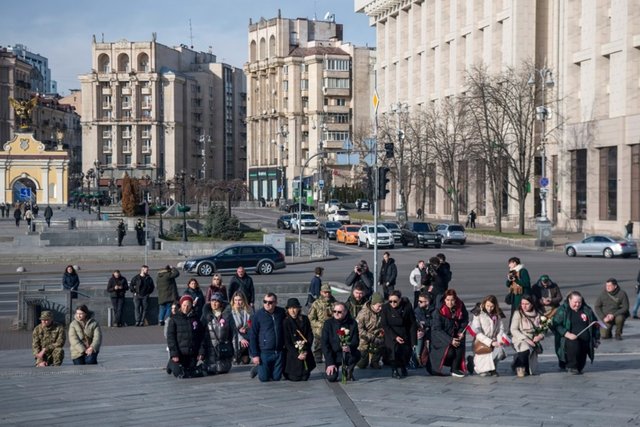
left=324, top=12, right=335, bottom=22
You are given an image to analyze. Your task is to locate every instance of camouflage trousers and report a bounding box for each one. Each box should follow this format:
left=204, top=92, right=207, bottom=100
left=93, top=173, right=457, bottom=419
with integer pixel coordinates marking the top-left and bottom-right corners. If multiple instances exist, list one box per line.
left=357, top=346, right=382, bottom=368
left=36, top=348, right=64, bottom=366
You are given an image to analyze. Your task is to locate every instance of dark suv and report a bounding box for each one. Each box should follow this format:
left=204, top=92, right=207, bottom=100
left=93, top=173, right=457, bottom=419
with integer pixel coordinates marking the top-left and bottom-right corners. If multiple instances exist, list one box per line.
left=400, top=221, right=442, bottom=248
left=182, top=244, right=286, bottom=276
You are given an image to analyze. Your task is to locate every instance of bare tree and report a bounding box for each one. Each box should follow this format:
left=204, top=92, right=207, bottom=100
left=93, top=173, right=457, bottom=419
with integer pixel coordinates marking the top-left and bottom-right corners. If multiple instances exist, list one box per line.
left=424, top=97, right=478, bottom=224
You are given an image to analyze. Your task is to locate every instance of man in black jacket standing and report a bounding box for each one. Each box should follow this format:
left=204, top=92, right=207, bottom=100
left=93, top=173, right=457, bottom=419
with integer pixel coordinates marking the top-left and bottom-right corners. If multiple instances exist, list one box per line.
left=378, top=251, right=398, bottom=299
left=249, top=292, right=286, bottom=382
left=229, top=266, right=255, bottom=307
left=130, top=265, right=155, bottom=326
left=321, top=302, right=361, bottom=382
left=345, top=260, right=374, bottom=298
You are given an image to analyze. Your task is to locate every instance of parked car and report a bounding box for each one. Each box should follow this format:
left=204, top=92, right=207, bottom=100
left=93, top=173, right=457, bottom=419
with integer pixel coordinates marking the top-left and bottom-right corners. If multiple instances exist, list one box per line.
left=328, top=209, right=350, bottom=224
left=290, top=213, right=319, bottom=234
left=564, top=235, right=638, bottom=258
left=318, top=221, right=342, bottom=240
left=400, top=221, right=442, bottom=248
left=325, top=199, right=341, bottom=213
left=358, top=224, right=395, bottom=249
left=336, top=224, right=361, bottom=245
left=182, top=244, right=286, bottom=276
left=435, top=223, right=467, bottom=245
left=355, top=199, right=370, bottom=211
left=276, top=214, right=292, bottom=229
left=380, top=221, right=402, bottom=242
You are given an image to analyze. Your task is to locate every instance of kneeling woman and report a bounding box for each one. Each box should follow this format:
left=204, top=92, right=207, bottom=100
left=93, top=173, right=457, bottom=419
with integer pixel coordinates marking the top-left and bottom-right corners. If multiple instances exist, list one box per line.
left=283, top=298, right=316, bottom=381
left=429, top=289, right=469, bottom=377
left=470, top=295, right=507, bottom=376
left=201, top=292, right=235, bottom=375
left=510, top=294, right=545, bottom=377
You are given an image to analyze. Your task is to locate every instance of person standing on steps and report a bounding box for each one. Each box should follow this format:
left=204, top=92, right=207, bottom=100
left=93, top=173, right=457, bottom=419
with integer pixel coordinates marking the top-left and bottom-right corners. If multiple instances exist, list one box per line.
left=116, top=219, right=126, bottom=246
left=130, top=265, right=155, bottom=326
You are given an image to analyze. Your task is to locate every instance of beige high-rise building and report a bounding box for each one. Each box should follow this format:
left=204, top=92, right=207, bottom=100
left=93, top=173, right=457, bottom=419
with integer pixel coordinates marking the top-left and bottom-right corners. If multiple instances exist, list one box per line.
left=78, top=36, right=246, bottom=190
left=357, top=0, right=640, bottom=235
left=245, top=14, right=375, bottom=205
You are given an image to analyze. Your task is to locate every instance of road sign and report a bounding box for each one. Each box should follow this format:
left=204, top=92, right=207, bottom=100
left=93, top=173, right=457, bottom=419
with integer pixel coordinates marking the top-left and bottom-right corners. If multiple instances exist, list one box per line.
left=19, top=188, right=31, bottom=199
left=372, top=90, right=379, bottom=114
left=540, top=177, right=549, bottom=187
left=318, top=179, right=325, bottom=190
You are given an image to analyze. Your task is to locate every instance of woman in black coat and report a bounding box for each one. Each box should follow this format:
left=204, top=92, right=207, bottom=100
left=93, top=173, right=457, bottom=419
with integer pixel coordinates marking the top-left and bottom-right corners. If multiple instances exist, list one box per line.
left=62, top=265, right=80, bottom=299
left=283, top=298, right=316, bottom=381
left=166, top=295, right=206, bottom=377
left=381, top=290, right=417, bottom=378
left=429, top=288, right=469, bottom=377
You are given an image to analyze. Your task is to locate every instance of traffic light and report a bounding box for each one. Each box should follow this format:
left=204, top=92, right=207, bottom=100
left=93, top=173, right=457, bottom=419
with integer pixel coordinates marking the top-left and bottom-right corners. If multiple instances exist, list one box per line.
left=378, top=167, right=390, bottom=200
left=384, top=142, right=394, bottom=158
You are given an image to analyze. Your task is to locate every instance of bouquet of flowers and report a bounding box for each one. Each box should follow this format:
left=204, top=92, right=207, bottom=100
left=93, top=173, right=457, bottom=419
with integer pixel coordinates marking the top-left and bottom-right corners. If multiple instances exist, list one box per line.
left=337, top=327, right=351, bottom=383
left=294, top=339, right=308, bottom=370
left=532, top=315, right=553, bottom=336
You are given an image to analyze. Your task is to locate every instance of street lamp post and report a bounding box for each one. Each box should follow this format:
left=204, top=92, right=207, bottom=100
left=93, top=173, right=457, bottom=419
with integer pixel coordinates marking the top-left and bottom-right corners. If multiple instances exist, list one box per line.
left=277, top=124, right=288, bottom=207
left=528, top=67, right=554, bottom=247
left=85, top=168, right=95, bottom=215
left=93, top=159, right=102, bottom=220
left=154, top=176, right=166, bottom=237
left=298, top=150, right=325, bottom=257
left=390, top=102, right=408, bottom=217
left=175, top=170, right=188, bottom=242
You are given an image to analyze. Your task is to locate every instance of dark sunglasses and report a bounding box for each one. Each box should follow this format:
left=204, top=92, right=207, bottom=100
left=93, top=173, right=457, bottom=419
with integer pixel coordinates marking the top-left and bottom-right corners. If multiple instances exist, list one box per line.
left=389, top=299, right=400, bottom=304
left=263, top=300, right=275, bottom=305
left=333, top=310, right=343, bottom=314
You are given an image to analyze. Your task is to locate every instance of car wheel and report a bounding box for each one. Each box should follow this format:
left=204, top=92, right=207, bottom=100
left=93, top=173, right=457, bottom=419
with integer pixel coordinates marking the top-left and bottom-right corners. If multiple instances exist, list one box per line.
left=197, top=262, right=214, bottom=276
left=566, top=247, right=577, bottom=257
left=390, top=245, right=395, bottom=249
left=414, top=237, right=420, bottom=248
left=402, top=238, right=408, bottom=247
left=367, top=239, right=372, bottom=249
left=603, top=248, right=614, bottom=258
left=435, top=244, right=442, bottom=249
left=257, top=261, right=274, bottom=275
left=460, top=240, right=466, bottom=245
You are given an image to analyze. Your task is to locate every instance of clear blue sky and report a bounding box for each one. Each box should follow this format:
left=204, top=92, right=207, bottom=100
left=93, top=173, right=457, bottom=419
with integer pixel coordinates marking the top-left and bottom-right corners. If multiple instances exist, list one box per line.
left=0, top=0, right=375, bottom=95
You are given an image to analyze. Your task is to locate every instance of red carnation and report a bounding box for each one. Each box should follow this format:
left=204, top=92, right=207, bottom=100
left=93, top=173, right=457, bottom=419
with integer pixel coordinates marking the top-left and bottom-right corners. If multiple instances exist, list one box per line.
left=337, top=328, right=346, bottom=336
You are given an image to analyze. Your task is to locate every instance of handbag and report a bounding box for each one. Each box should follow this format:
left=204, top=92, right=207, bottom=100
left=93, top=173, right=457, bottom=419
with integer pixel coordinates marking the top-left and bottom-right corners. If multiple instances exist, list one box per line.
left=473, top=339, right=493, bottom=355
left=504, top=292, right=514, bottom=305
left=210, top=319, right=234, bottom=359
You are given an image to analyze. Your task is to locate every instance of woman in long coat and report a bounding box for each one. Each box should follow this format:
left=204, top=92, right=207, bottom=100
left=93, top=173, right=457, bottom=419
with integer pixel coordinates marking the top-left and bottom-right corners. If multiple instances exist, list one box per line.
left=552, top=291, right=600, bottom=374
left=283, top=298, right=316, bottom=381
left=201, top=292, right=235, bottom=375
left=380, top=290, right=417, bottom=378
left=470, top=295, right=507, bottom=376
left=510, top=294, right=544, bottom=377
left=429, top=289, right=469, bottom=377
left=63, top=265, right=80, bottom=299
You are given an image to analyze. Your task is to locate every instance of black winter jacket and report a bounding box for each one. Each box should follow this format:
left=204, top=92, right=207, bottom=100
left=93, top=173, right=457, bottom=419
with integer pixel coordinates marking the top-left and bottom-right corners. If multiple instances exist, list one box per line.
left=321, top=314, right=360, bottom=366
left=229, top=274, right=255, bottom=306
left=107, top=275, right=129, bottom=298
left=130, top=274, right=155, bottom=297
left=166, top=310, right=206, bottom=359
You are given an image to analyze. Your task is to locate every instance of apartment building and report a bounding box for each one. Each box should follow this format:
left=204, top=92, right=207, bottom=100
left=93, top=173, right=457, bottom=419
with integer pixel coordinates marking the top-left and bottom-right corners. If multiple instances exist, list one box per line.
left=245, top=13, right=375, bottom=205
left=78, top=36, right=246, bottom=188
left=357, top=0, right=640, bottom=235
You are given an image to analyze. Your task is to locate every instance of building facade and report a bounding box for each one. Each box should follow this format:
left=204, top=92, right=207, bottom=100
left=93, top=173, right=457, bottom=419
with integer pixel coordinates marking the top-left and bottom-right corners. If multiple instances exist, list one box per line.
left=7, top=44, right=56, bottom=94
left=78, top=36, right=246, bottom=191
left=244, top=14, right=375, bottom=206
left=357, top=0, right=640, bottom=235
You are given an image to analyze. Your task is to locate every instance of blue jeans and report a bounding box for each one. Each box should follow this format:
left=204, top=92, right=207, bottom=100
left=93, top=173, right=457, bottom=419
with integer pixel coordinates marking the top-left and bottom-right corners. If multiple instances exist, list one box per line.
left=72, top=352, right=98, bottom=365
left=158, top=303, right=172, bottom=323
left=632, top=292, right=640, bottom=317
left=258, top=351, right=283, bottom=382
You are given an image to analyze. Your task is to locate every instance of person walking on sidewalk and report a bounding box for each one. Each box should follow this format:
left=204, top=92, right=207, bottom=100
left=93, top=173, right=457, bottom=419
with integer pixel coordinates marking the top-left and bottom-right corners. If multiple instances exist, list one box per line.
left=625, top=220, right=634, bottom=240
left=14, top=206, right=22, bottom=227
left=130, top=265, right=155, bottom=326
left=0, top=202, right=6, bottom=218
left=44, top=205, right=53, bottom=227
left=633, top=269, right=640, bottom=319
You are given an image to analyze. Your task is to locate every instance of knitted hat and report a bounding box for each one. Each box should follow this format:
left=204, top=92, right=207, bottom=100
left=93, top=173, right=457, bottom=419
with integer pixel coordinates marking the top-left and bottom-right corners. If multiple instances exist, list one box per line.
left=179, top=295, right=194, bottom=305
left=370, top=293, right=384, bottom=305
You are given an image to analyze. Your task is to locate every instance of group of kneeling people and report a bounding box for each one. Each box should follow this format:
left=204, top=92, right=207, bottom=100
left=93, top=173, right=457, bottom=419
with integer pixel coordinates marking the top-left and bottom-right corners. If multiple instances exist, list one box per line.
left=165, top=282, right=602, bottom=381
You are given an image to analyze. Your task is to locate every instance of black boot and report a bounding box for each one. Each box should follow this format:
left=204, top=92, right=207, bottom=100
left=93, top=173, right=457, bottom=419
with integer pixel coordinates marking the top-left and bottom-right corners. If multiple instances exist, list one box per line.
left=391, top=368, right=401, bottom=379
left=347, top=366, right=356, bottom=381
left=400, top=366, right=408, bottom=378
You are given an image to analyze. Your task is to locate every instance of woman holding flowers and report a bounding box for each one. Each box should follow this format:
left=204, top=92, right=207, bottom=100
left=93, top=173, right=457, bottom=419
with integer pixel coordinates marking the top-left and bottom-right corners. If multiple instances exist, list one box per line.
left=470, top=295, right=507, bottom=376
left=381, top=290, right=417, bottom=379
left=283, top=298, right=316, bottom=381
left=230, top=291, right=253, bottom=365
left=551, top=291, right=600, bottom=374
left=510, top=294, right=545, bottom=377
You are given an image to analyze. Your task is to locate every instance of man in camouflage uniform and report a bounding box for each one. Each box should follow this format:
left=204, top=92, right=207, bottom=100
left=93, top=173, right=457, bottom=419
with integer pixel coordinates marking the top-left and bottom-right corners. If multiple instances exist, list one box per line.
left=356, top=293, right=385, bottom=369
left=308, top=283, right=336, bottom=363
left=32, top=311, right=66, bottom=366
left=345, top=284, right=368, bottom=319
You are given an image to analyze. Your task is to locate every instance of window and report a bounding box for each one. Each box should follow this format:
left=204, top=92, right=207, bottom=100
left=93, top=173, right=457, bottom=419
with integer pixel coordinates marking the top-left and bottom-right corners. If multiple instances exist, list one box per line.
left=301, top=79, right=308, bottom=90
left=324, top=59, right=350, bottom=71
left=282, top=80, right=288, bottom=92
left=599, top=147, right=617, bottom=220
left=336, top=98, right=346, bottom=106
left=142, top=154, right=151, bottom=165
left=324, top=78, right=350, bottom=89
left=326, top=131, right=349, bottom=141
left=123, top=154, right=132, bottom=165
left=105, top=154, right=112, bottom=165
left=328, top=113, right=349, bottom=124
left=571, top=149, right=587, bottom=219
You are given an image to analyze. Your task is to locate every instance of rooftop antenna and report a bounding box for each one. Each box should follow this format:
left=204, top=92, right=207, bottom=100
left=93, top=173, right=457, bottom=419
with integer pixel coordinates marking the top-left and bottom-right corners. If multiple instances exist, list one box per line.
left=189, top=19, right=194, bottom=49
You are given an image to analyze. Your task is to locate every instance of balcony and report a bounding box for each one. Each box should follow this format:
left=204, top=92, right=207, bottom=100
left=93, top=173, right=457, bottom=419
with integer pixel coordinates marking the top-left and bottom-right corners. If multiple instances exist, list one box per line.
left=121, top=102, right=131, bottom=109
left=324, top=140, right=345, bottom=150
left=102, top=144, right=112, bottom=153
left=122, top=144, right=132, bottom=153
left=141, top=102, right=152, bottom=109
left=141, top=87, right=151, bottom=95
left=141, top=145, right=152, bottom=154
left=102, top=130, right=112, bottom=138
left=301, top=140, right=309, bottom=150
left=122, top=131, right=132, bottom=139
left=102, top=102, right=112, bottom=109
left=141, top=130, right=151, bottom=139
left=121, top=87, right=132, bottom=95
left=101, top=88, right=111, bottom=95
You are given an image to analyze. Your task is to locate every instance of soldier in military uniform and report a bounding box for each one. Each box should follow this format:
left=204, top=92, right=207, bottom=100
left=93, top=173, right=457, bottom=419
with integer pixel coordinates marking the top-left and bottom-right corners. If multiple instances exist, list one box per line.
left=32, top=311, right=66, bottom=367
left=308, top=283, right=336, bottom=363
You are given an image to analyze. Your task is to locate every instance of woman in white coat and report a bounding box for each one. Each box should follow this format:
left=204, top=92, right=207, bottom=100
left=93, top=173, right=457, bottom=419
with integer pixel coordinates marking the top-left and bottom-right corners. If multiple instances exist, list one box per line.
left=470, top=295, right=507, bottom=376
left=510, top=294, right=545, bottom=377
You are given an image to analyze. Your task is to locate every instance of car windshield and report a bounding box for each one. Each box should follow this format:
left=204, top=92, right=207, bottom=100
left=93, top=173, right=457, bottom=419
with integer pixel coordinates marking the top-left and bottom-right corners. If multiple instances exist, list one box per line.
left=301, top=214, right=315, bottom=220
left=449, top=225, right=464, bottom=231
left=383, top=223, right=399, bottom=230
left=326, top=222, right=342, bottom=228
left=368, top=226, right=389, bottom=233
left=336, top=210, right=348, bottom=215
left=413, top=223, right=433, bottom=232
left=346, top=226, right=360, bottom=232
